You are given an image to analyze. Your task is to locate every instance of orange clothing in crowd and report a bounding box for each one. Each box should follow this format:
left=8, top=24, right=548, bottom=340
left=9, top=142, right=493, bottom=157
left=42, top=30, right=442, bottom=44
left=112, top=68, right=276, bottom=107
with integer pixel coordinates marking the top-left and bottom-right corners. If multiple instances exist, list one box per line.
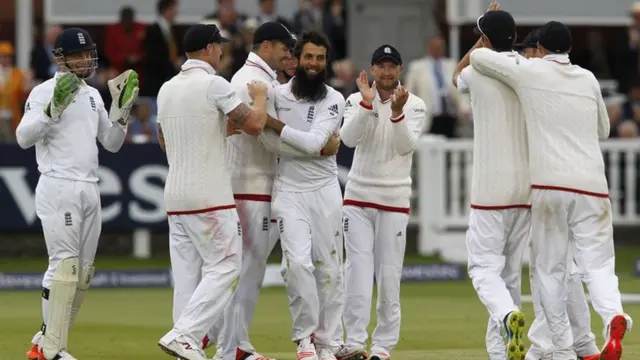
left=104, top=22, right=146, bottom=72
left=0, top=42, right=27, bottom=133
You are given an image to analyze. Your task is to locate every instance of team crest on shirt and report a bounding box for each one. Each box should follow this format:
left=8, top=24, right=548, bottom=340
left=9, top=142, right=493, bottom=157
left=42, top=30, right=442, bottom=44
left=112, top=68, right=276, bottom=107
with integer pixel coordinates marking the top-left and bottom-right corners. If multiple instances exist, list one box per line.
left=262, top=217, right=269, bottom=231
left=306, top=106, right=315, bottom=123
left=89, top=96, right=96, bottom=112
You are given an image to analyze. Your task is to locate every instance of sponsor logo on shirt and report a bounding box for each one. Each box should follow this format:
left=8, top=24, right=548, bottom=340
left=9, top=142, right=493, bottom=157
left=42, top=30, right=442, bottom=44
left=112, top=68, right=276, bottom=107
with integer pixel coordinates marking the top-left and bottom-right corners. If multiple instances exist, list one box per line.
left=276, top=106, right=291, bottom=111
left=345, top=100, right=352, bottom=108
left=327, top=104, right=338, bottom=116
left=370, top=112, right=379, bottom=118
left=413, top=107, right=425, bottom=113
left=25, top=102, right=31, bottom=112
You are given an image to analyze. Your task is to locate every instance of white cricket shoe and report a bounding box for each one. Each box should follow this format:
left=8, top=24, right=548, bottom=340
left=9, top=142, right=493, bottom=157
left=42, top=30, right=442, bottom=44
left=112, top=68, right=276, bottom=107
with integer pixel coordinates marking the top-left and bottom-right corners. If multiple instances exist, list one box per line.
left=58, top=350, right=77, bottom=360
left=296, top=337, right=318, bottom=360
left=318, top=348, right=337, bottom=360
left=335, top=345, right=367, bottom=360
left=158, top=334, right=208, bottom=360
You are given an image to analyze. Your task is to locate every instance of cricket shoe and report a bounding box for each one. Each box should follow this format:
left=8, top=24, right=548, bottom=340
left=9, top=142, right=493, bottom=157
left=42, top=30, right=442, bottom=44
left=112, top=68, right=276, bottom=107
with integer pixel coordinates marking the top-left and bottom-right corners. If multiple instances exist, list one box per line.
left=158, top=334, right=208, bottom=360
left=296, top=337, right=318, bottom=360
left=26, top=344, right=39, bottom=360
left=367, top=351, right=390, bottom=360
left=236, top=348, right=277, bottom=360
left=600, top=314, right=632, bottom=360
left=336, top=345, right=367, bottom=360
left=37, top=349, right=77, bottom=360
left=503, top=310, right=526, bottom=360
left=317, top=348, right=337, bottom=360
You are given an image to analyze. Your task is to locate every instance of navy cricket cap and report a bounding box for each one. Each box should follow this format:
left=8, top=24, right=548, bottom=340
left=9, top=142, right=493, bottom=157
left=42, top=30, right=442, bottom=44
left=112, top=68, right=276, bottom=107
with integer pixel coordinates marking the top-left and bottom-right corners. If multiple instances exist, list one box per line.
left=538, top=21, right=572, bottom=54
left=513, top=29, right=539, bottom=50
left=183, top=24, right=229, bottom=53
left=474, top=10, right=516, bottom=46
left=53, top=28, right=96, bottom=56
left=253, top=22, right=297, bottom=49
left=371, top=44, right=402, bottom=65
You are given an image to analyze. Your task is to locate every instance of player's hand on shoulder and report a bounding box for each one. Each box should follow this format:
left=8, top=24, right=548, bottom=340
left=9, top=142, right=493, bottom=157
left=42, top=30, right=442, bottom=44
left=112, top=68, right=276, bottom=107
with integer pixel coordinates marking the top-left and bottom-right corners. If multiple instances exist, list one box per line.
left=390, top=86, right=409, bottom=113
left=47, top=72, right=81, bottom=120
left=356, top=70, right=376, bottom=106
left=226, top=118, right=242, bottom=137
left=247, top=80, right=268, bottom=99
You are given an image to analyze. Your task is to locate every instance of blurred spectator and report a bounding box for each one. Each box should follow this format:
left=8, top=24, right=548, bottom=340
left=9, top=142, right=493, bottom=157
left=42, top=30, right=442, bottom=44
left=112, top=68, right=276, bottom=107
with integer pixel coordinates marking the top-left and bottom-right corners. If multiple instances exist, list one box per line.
left=0, top=42, right=29, bottom=142
left=257, top=0, right=291, bottom=28
left=231, top=18, right=260, bottom=75
left=323, top=0, right=346, bottom=61
left=292, top=0, right=326, bottom=34
left=571, top=30, right=611, bottom=79
left=127, top=100, right=158, bottom=144
left=105, top=6, right=145, bottom=74
left=405, top=35, right=470, bottom=138
left=204, top=0, right=247, bottom=24
left=89, top=67, right=119, bottom=111
left=30, top=25, right=63, bottom=83
left=330, top=58, right=356, bottom=98
left=608, top=77, right=640, bottom=138
left=140, top=0, right=179, bottom=100
left=277, top=54, right=297, bottom=83
left=613, top=2, right=640, bottom=93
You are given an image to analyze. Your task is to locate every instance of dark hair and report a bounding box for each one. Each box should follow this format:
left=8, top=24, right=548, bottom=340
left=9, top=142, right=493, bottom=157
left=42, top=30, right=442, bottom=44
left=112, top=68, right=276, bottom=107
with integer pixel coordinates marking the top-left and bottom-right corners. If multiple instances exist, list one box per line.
left=293, top=31, right=331, bottom=60
left=157, top=0, right=177, bottom=15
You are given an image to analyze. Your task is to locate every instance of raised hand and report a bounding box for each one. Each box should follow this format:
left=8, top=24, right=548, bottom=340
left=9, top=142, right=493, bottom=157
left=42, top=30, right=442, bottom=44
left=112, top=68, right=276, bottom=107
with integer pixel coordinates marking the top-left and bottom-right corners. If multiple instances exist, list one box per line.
left=108, top=69, right=140, bottom=125
left=390, top=86, right=409, bottom=114
left=248, top=81, right=268, bottom=100
left=321, top=133, right=341, bottom=156
left=356, top=70, right=376, bottom=106
left=48, top=73, right=80, bottom=120
left=487, top=1, right=500, bottom=12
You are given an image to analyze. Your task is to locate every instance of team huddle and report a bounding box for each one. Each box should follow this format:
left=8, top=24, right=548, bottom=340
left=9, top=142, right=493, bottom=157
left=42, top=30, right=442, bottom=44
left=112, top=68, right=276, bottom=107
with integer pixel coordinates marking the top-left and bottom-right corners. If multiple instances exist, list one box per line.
left=15, top=3, right=634, bottom=360
left=453, top=2, right=632, bottom=360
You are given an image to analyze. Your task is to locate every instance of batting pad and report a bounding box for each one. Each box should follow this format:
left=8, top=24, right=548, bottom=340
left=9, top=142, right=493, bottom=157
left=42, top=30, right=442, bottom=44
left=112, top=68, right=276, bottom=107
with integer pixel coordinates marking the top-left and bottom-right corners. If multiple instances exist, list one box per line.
left=40, top=257, right=79, bottom=359
left=69, top=266, right=94, bottom=330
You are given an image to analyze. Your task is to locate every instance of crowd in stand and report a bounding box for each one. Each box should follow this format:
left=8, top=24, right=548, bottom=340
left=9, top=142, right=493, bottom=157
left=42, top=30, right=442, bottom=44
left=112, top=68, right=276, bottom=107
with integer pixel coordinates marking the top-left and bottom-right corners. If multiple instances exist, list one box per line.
left=3, top=0, right=640, bottom=144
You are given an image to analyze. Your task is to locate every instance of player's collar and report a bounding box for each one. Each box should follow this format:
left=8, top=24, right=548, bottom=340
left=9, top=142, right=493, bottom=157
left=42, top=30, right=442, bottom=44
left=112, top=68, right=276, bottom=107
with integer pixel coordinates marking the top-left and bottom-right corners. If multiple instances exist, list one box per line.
left=181, top=59, right=216, bottom=75
left=245, top=52, right=277, bottom=81
left=543, top=53, right=570, bottom=65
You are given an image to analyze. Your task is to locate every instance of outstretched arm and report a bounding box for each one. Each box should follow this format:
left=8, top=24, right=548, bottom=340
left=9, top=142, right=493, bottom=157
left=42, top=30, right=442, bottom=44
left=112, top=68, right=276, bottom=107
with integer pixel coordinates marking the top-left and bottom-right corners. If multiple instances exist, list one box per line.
left=470, top=48, right=523, bottom=89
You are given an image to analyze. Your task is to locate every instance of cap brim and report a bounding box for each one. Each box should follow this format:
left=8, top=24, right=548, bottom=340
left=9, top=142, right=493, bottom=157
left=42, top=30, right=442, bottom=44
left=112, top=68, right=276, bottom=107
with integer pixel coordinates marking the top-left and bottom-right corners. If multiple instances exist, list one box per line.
left=372, top=55, right=401, bottom=65
left=219, top=36, right=231, bottom=43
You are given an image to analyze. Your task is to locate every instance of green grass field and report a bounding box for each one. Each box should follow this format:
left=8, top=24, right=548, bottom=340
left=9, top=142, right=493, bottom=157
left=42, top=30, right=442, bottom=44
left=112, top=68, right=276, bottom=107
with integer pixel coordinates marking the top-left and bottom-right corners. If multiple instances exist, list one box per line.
left=0, top=251, right=639, bottom=360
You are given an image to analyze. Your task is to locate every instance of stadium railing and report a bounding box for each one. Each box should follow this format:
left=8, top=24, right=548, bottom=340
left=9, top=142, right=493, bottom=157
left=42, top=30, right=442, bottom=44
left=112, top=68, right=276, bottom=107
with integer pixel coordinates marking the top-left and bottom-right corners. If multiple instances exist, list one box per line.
left=413, top=135, right=640, bottom=261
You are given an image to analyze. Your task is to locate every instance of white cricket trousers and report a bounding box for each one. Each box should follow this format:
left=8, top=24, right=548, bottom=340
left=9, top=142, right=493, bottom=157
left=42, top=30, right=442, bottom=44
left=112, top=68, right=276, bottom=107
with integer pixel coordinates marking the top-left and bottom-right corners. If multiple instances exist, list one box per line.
left=271, top=181, right=344, bottom=350
left=530, top=188, right=622, bottom=360
left=167, top=208, right=242, bottom=346
left=342, top=204, right=409, bottom=355
left=35, top=175, right=101, bottom=325
left=215, top=199, right=278, bottom=360
left=465, top=207, right=530, bottom=360
left=527, top=254, right=598, bottom=360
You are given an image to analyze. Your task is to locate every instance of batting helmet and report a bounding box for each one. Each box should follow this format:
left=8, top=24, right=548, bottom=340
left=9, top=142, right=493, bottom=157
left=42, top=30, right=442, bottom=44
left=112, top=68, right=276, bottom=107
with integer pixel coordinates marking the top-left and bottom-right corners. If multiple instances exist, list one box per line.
left=52, top=27, right=99, bottom=79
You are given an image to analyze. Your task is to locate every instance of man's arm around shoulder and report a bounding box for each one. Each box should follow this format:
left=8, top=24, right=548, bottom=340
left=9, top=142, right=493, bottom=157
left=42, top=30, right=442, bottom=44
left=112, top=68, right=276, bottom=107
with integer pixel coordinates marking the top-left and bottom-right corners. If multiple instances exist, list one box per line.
left=210, top=76, right=267, bottom=135
left=470, top=48, right=524, bottom=89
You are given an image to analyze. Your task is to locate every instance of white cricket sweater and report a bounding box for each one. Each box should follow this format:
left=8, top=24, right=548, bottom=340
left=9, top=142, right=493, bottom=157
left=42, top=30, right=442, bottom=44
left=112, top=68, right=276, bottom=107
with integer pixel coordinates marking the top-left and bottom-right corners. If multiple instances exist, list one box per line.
left=340, top=90, right=427, bottom=211
left=273, top=80, right=345, bottom=192
left=470, top=50, right=610, bottom=197
left=157, top=59, right=243, bottom=214
left=457, top=56, right=531, bottom=209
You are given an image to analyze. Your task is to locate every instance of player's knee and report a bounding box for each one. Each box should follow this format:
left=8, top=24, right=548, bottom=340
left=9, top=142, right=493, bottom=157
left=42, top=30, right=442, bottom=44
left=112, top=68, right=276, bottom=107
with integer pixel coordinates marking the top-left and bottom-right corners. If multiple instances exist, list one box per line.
left=77, top=266, right=94, bottom=291
left=52, top=257, right=80, bottom=285
left=283, top=255, right=313, bottom=275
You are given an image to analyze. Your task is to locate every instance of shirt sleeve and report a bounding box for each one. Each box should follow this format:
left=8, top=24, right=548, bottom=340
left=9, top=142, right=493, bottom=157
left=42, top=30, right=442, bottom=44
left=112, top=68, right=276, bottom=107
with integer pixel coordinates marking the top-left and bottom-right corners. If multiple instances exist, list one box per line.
left=258, top=129, right=321, bottom=157
left=339, top=94, right=371, bottom=148
left=457, top=66, right=472, bottom=94
left=207, top=76, right=244, bottom=115
left=96, top=93, right=127, bottom=153
left=390, top=98, right=428, bottom=156
left=595, top=82, right=611, bottom=140
left=280, top=91, right=345, bottom=154
left=15, top=87, right=53, bottom=149
left=470, top=48, right=522, bottom=89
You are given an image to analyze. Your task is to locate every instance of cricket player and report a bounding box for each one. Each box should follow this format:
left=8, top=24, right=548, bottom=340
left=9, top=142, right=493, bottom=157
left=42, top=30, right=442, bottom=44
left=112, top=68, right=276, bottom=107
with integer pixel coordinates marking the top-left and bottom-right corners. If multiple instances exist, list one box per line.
left=514, top=28, right=601, bottom=360
left=209, top=22, right=339, bottom=360
left=470, top=20, right=633, bottom=360
left=335, top=44, right=426, bottom=360
left=451, top=8, right=530, bottom=360
left=155, top=24, right=270, bottom=360
left=259, top=30, right=346, bottom=360
left=17, top=27, right=139, bottom=360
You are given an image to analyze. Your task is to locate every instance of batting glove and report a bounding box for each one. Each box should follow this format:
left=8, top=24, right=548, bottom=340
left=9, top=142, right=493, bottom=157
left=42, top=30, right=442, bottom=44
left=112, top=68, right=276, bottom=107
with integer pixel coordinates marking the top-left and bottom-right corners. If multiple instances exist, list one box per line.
left=45, top=73, right=80, bottom=121
left=108, top=70, right=139, bottom=126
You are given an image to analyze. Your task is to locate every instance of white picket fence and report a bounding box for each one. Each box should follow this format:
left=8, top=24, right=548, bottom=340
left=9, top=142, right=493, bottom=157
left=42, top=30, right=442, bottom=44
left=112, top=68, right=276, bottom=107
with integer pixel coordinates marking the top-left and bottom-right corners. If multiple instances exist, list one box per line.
left=414, top=136, right=640, bottom=262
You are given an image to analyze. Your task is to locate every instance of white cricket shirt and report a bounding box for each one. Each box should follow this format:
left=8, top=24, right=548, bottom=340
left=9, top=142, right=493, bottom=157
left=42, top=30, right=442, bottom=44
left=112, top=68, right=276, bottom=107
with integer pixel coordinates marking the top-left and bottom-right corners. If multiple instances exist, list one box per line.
left=273, top=80, right=345, bottom=192
left=158, top=59, right=243, bottom=214
left=227, top=52, right=313, bottom=201
left=470, top=50, right=610, bottom=197
left=16, top=72, right=126, bottom=182
left=457, top=53, right=531, bottom=209
left=340, top=88, right=427, bottom=211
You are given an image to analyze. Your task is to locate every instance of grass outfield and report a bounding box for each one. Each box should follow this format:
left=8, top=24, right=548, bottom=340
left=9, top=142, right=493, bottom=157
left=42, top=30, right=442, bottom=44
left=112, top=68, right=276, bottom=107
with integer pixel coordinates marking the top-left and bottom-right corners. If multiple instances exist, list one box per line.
left=0, top=250, right=639, bottom=359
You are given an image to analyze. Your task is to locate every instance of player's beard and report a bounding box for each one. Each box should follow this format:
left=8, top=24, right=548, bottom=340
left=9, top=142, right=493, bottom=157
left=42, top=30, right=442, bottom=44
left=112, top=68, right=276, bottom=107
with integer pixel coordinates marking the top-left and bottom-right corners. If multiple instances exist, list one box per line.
left=291, top=66, right=328, bottom=102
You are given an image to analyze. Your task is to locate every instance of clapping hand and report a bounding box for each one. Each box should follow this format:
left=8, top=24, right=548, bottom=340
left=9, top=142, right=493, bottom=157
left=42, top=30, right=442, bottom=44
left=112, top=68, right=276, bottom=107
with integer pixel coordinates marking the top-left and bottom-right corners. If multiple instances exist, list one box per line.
left=356, top=71, right=376, bottom=106
left=390, top=86, right=409, bottom=115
